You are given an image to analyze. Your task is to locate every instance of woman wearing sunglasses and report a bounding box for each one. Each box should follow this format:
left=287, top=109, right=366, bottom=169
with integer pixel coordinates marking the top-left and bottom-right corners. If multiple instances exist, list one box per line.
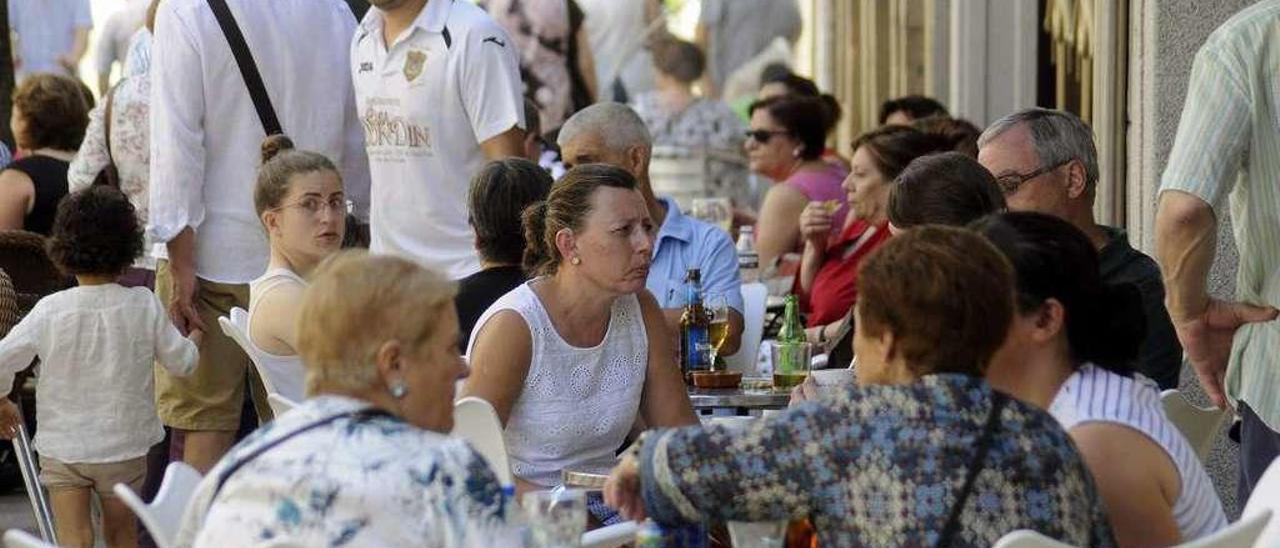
left=745, top=94, right=848, bottom=270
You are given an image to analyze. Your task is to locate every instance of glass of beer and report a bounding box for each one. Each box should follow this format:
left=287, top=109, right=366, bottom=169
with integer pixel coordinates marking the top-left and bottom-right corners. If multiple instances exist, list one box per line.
left=771, top=341, right=811, bottom=389
left=706, top=293, right=731, bottom=371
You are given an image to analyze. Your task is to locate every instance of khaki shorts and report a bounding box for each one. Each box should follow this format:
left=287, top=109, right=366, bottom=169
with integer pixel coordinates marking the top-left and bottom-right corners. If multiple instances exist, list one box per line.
left=39, top=456, right=146, bottom=494
left=154, top=261, right=271, bottom=431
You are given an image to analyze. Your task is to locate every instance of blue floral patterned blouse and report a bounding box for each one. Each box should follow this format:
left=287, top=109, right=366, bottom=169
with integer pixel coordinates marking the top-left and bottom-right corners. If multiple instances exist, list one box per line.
left=638, top=374, right=1117, bottom=547
left=176, top=395, right=519, bottom=547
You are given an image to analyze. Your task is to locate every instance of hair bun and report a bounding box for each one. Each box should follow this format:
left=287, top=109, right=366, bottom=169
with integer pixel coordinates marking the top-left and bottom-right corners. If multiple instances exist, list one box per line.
left=261, top=134, right=296, bottom=164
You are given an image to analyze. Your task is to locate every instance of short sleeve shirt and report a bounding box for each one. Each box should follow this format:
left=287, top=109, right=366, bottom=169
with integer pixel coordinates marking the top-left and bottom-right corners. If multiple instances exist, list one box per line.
left=9, top=0, right=93, bottom=79
left=646, top=197, right=745, bottom=314
left=1159, top=0, right=1280, bottom=430
left=353, top=2, right=524, bottom=280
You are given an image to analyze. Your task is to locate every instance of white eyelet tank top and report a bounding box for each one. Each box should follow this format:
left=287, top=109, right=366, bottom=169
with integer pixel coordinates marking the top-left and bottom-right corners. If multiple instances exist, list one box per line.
left=467, top=282, right=648, bottom=487
left=247, top=268, right=309, bottom=403
left=1049, top=364, right=1227, bottom=540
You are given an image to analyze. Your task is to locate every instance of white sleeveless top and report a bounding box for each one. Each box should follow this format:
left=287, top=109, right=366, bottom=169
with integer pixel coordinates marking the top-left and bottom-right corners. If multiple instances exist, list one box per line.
left=247, top=268, right=308, bottom=403
left=1049, top=364, right=1227, bottom=540
left=468, top=282, right=648, bottom=487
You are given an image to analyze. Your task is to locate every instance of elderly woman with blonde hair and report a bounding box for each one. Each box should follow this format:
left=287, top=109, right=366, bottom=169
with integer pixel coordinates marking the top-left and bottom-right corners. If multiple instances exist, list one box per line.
left=176, top=252, right=519, bottom=547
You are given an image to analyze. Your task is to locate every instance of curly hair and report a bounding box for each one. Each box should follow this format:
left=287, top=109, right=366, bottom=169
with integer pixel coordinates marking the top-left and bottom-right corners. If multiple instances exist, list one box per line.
left=13, top=73, right=90, bottom=151
left=48, top=186, right=144, bottom=277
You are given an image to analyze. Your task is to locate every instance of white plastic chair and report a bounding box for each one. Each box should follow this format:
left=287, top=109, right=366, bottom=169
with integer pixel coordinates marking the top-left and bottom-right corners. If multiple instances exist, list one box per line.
left=1179, top=509, right=1271, bottom=548
left=649, top=147, right=712, bottom=210
left=725, top=282, right=768, bottom=375
left=113, top=462, right=203, bottom=548
left=2, top=530, right=54, bottom=548
left=992, top=509, right=1273, bottom=548
left=1160, top=389, right=1229, bottom=461
left=218, top=307, right=306, bottom=404
left=581, top=521, right=640, bottom=548
left=1243, top=457, right=1280, bottom=547
left=451, top=397, right=513, bottom=488
left=267, top=393, right=297, bottom=416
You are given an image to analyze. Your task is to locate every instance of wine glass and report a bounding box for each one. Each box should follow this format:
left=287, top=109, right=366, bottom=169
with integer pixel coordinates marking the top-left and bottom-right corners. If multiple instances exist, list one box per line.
left=691, top=197, right=732, bottom=233
left=706, top=293, right=731, bottom=371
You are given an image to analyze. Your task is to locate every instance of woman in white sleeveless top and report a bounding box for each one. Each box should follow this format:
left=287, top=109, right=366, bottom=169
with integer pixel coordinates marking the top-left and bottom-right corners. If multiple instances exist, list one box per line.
left=981, top=212, right=1227, bottom=546
left=464, top=164, right=697, bottom=501
left=247, top=136, right=347, bottom=404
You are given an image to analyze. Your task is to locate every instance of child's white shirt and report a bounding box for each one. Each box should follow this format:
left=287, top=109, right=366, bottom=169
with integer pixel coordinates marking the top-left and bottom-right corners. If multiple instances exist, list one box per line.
left=0, top=284, right=196, bottom=463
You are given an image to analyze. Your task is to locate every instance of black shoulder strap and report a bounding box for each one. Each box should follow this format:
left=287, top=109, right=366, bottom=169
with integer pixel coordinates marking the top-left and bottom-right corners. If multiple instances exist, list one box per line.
left=206, top=0, right=283, bottom=136
left=936, top=392, right=1008, bottom=547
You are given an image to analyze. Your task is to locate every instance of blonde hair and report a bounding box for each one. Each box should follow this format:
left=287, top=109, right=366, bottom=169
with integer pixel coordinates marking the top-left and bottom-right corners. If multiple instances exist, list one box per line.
left=297, top=251, right=456, bottom=395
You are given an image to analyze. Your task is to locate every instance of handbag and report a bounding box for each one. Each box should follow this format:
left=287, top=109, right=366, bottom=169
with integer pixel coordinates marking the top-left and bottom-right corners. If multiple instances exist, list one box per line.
left=92, top=84, right=121, bottom=188
left=206, top=0, right=370, bottom=248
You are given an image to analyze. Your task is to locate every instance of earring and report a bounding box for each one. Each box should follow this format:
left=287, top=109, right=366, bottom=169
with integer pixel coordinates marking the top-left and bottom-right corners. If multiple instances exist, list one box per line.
left=389, top=380, right=408, bottom=399
left=571, top=256, right=582, bottom=265
left=792, top=147, right=803, bottom=158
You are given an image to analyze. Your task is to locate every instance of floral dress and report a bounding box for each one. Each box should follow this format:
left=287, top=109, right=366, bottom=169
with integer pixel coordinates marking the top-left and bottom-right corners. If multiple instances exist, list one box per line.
left=176, top=395, right=519, bottom=547
left=637, top=374, right=1117, bottom=547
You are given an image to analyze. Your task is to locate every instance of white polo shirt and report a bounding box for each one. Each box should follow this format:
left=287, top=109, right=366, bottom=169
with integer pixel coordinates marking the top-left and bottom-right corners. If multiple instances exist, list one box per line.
left=353, top=0, right=524, bottom=279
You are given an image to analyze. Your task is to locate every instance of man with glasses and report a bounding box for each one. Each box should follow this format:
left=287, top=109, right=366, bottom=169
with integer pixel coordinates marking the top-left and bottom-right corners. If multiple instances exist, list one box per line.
left=977, top=107, right=1182, bottom=390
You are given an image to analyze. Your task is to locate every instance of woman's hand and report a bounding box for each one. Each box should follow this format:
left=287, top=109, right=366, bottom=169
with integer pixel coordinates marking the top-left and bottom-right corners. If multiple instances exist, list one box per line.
left=798, top=201, right=834, bottom=248
left=603, top=454, right=647, bottom=521
left=788, top=376, right=821, bottom=406
left=0, top=400, right=22, bottom=440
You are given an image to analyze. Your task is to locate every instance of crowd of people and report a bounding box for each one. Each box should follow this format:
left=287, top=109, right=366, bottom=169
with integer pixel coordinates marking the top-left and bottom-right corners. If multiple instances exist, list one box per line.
left=0, top=0, right=1274, bottom=547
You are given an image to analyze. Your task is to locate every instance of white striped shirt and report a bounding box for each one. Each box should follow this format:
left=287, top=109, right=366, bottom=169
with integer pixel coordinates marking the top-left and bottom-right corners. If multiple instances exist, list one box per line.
left=1050, top=364, right=1227, bottom=541
left=1160, top=0, right=1280, bottom=431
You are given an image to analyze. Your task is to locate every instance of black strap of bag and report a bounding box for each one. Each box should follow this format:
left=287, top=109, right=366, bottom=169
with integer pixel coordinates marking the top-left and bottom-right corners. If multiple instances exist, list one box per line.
left=92, top=84, right=121, bottom=187
left=206, top=0, right=283, bottom=137
left=936, top=392, right=1008, bottom=547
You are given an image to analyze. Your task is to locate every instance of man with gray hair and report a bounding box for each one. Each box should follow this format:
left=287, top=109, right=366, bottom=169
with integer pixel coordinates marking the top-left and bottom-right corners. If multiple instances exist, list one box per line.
left=978, top=107, right=1182, bottom=389
left=558, top=102, right=743, bottom=355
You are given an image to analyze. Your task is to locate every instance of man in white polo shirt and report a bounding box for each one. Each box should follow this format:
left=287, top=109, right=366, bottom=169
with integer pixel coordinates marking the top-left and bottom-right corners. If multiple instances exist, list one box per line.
left=354, top=0, right=525, bottom=279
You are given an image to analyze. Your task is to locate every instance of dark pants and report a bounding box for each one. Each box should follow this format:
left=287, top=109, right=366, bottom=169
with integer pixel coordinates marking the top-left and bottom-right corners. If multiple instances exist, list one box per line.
left=1238, top=402, right=1280, bottom=503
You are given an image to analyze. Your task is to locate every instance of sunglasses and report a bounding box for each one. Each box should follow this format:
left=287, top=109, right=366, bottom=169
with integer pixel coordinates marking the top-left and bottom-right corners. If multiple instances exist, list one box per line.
left=745, top=129, right=790, bottom=143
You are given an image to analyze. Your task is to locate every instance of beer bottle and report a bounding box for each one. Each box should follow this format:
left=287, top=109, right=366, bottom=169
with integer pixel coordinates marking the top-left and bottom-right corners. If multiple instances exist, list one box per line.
left=679, top=268, right=710, bottom=384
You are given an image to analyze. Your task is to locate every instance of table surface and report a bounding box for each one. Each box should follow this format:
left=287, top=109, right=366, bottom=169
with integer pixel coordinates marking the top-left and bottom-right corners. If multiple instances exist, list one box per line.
left=686, top=386, right=791, bottom=409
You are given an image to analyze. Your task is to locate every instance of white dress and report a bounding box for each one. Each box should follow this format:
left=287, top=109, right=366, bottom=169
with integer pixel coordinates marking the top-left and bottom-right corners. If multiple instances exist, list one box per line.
left=468, top=282, right=648, bottom=487
left=1049, top=364, right=1228, bottom=540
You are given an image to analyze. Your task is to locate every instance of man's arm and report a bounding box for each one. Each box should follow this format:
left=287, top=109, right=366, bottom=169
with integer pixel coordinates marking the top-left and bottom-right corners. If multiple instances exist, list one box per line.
left=461, top=21, right=525, bottom=161
left=479, top=127, right=524, bottom=160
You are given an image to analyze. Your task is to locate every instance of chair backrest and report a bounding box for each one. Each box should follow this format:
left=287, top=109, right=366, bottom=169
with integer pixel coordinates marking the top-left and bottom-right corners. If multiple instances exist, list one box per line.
left=725, top=282, right=767, bottom=375
left=113, top=462, right=203, bottom=548
left=1178, top=509, right=1271, bottom=548
left=649, top=147, right=712, bottom=210
left=451, top=397, right=513, bottom=488
left=1244, top=457, right=1280, bottom=547
left=1160, top=389, right=1229, bottom=461
left=581, top=521, right=640, bottom=548
left=267, top=393, right=297, bottom=416
left=2, top=530, right=55, bottom=548
left=991, top=530, right=1076, bottom=548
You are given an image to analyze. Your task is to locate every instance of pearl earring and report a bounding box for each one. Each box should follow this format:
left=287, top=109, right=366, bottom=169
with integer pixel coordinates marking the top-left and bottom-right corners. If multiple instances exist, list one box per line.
left=571, top=257, right=582, bottom=265
left=389, top=380, right=408, bottom=399
left=792, top=147, right=803, bottom=158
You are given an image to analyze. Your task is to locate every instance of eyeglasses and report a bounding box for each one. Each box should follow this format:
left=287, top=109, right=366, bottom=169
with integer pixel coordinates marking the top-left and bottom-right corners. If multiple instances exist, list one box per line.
left=745, top=129, right=790, bottom=143
left=993, top=159, right=1072, bottom=195
left=273, top=195, right=347, bottom=217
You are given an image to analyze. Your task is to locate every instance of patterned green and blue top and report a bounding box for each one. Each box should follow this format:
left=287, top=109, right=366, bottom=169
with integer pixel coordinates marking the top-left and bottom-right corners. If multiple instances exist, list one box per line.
left=638, top=374, right=1117, bottom=547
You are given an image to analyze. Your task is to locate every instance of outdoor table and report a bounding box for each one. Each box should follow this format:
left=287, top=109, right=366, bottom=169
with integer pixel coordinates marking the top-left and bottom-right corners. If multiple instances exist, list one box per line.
left=687, top=386, right=791, bottom=412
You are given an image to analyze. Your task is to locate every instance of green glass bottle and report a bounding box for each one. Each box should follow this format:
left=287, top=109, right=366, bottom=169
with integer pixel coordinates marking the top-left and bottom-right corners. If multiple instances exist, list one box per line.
left=774, top=295, right=809, bottom=389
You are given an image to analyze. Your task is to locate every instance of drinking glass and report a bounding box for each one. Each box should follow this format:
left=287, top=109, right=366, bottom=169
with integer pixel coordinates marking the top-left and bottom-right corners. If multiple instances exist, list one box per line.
left=727, top=520, right=787, bottom=548
left=691, top=197, right=732, bottom=233
left=523, top=489, right=587, bottom=548
left=706, top=293, right=731, bottom=370
left=771, top=341, right=812, bottom=389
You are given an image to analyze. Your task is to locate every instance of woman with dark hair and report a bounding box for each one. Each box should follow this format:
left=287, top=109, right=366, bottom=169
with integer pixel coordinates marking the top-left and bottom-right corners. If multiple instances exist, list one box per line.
left=456, top=158, right=554, bottom=348
left=463, top=164, right=696, bottom=514
left=629, top=38, right=748, bottom=207
left=755, top=68, right=849, bottom=172
left=245, top=135, right=348, bottom=404
left=798, top=125, right=943, bottom=333
left=913, top=115, right=982, bottom=158
left=0, top=73, right=90, bottom=234
left=977, top=212, right=1227, bottom=546
left=887, top=151, right=1005, bottom=231
left=604, top=226, right=1115, bottom=546
left=748, top=94, right=848, bottom=269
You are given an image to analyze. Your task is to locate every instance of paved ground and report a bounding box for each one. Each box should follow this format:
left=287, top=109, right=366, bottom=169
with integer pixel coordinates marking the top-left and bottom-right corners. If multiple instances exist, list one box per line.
left=0, top=363, right=1246, bottom=537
